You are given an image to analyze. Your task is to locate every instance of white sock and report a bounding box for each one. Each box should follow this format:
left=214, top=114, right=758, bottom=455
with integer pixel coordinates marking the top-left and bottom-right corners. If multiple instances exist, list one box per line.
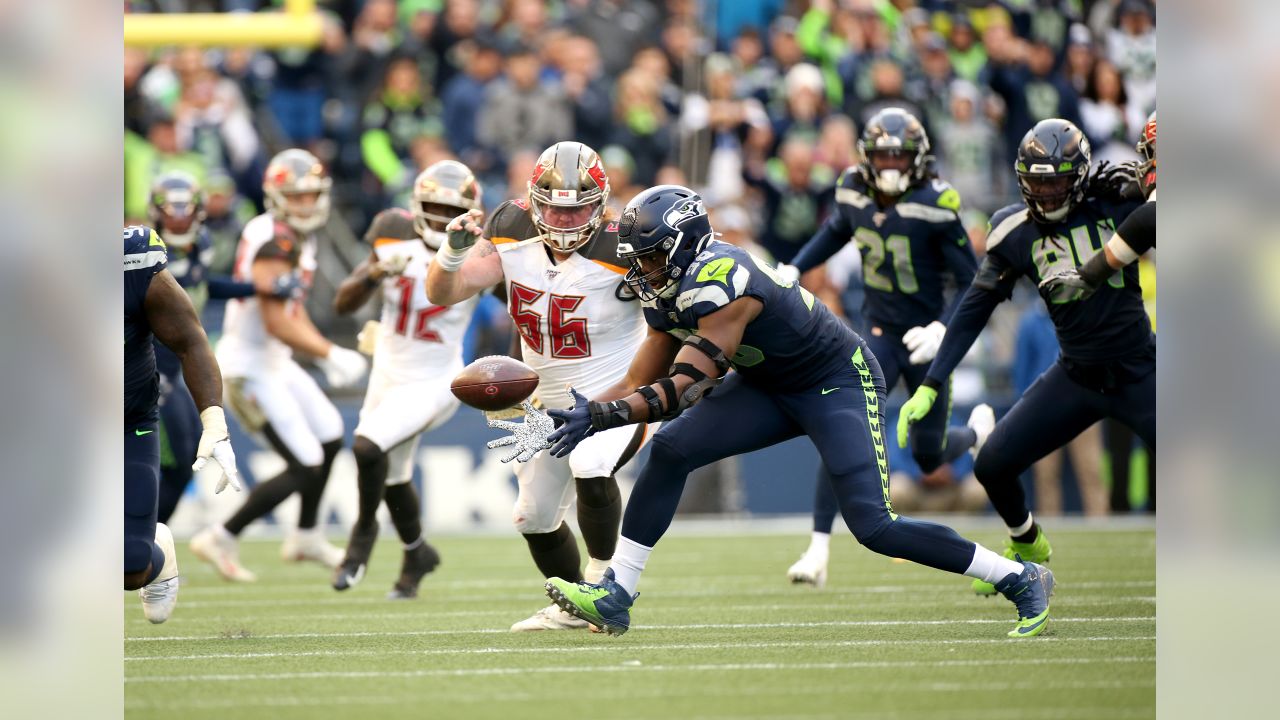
left=404, top=536, right=424, bottom=551
left=1008, top=514, right=1035, bottom=537
left=807, top=532, right=831, bottom=559
left=584, top=556, right=611, bottom=584
left=610, top=537, right=651, bottom=595
left=963, top=544, right=1025, bottom=584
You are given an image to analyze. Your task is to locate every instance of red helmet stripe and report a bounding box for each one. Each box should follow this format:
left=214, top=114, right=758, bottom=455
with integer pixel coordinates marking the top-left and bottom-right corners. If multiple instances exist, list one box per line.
left=586, top=160, right=607, bottom=190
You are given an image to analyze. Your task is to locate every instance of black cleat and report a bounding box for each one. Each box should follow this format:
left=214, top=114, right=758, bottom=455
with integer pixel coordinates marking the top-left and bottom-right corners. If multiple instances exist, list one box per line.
left=331, top=526, right=378, bottom=592
left=387, top=542, right=441, bottom=600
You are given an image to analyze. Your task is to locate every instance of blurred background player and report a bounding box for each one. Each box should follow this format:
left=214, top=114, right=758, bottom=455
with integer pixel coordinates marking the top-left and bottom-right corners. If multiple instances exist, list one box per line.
left=190, top=149, right=368, bottom=582
left=777, top=109, right=986, bottom=587
left=146, top=171, right=293, bottom=524
left=125, top=225, right=240, bottom=624
left=426, top=141, right=655, bottom=632
left=329, top=161, right=485, bottom=599
left=899, top=118, right=1153, bottom=594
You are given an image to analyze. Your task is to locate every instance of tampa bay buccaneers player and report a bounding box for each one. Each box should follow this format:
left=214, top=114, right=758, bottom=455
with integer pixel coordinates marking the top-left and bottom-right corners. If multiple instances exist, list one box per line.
left=426, top=141, right=656, bottom=632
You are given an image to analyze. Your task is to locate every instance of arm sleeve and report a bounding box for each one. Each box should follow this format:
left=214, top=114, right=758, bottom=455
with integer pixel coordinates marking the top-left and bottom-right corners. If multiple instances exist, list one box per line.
left=206, top=275, right=258, bottom=299
left=796, top=7, right=831, bottom=59
left=923, top=254, right=1015, bottom=387
left=937, top=219, right=978, bottom=325
left=791, top=211, right=852, bottom=274
left=361, top=128, right=406, bottom=186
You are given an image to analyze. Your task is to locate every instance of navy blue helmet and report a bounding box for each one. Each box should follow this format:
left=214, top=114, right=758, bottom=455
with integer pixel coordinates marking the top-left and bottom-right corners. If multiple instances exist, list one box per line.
left=1015, top=118, right=1092, bottom=223
left=857, top=108, right=931, bottom=196
left=616, top=185, right=715, bottom=302
left=147, top=171, right=205, bottom=248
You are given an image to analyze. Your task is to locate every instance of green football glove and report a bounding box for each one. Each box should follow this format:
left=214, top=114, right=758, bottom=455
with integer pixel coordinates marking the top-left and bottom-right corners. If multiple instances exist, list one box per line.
left=897, top=386, right=938, bottom=448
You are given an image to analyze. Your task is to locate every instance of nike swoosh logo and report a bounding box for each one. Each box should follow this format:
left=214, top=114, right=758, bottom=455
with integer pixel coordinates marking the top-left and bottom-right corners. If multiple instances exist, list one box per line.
left=135, top=429, right=154, bottom=436
left=1016, top=614, right=1048, bottom=635
left=821, top=388, right=839, bottom=395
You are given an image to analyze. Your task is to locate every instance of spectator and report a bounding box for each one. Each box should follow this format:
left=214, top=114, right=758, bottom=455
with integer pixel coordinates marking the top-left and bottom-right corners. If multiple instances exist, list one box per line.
left=599, top=145, right=640, bottom=215
left=660, top=18, right=704, bottom=89
left=1080, top=60, right=1136, bottom=164
left=688, top=52, right=772, bottom=203
left=857, top=59, right=927, bottom=131
left=771, top=63, right=829, bottom=153
left=986, top=27, right=1081, bottom=159
left=477, top=45, right=571, bottom=169
left=440, top=38, right=504, bottom=177
left=813, top=114, right=856, bottom=181
left=125, top=109, right=208, bottom=222
left=124, top=47, right=152, bottom=137
left=731, top=28, right=778, bottom=106
left=610, top=68, right=674, bottom=186
left=1107, top=0, right=1157, bottom=122
left=268, top=11, right=348, bottom=148
left=935, top=80, right=1001, bottom=214
left=429, top=0, right=482, bottom=92
left=174, top=64, right=261, bottom=185
left=342, top=0, right=405, bottom=105
left=502, top=148, right=542, bottom=212
left=557, top=35, right=612, bottom=152
left=1063, top=23, right=1096, bottom=96
left=946, top=13, right=987, bottom=84
left=202, top=170, right=254, bottom=276
left=630, top=46, right=682, bottom=117
left=743, top=136, right=834, bottom=264
left=912, top=32, right=956, bottom=130
left=765, top=15, right=808, bottom=113
left=497, top=0, right=555, bottom=53
left=563, top=0, right=661, bottom=78
left=361, top=55, right=443, bottom=202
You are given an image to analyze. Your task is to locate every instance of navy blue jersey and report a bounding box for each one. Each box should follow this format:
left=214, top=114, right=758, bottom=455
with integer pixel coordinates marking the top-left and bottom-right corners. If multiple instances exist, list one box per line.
left=124, top=225, right=168, bottom=424
left=925, top=194, right=1147, bottom=386
left=791, top=171, right=977, bottom=334
left=642, top=242, right=860, bottom=392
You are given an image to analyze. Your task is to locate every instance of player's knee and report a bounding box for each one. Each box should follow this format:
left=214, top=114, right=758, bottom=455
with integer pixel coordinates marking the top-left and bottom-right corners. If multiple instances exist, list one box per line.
left=647, top=433, right=692, bottom=474
left=843, top=502, right=896, bottom=550
left=512, top=497, right=558, bottom=535
left=123, top=536, right=154, bottom=578
left=972, top=444, right=1009, bottom=486
left=352, top=435, right=385, bottom=471
left=574, top=476, right=618, bottom=508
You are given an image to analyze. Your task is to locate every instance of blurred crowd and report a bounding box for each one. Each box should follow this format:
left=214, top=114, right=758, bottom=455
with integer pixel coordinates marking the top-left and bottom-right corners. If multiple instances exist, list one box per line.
left=124, top=0, right=1156, bottom=514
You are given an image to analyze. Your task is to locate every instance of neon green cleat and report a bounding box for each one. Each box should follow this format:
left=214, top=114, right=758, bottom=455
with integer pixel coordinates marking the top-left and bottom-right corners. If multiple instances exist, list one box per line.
left=973, top=529, right=1053, bottom=596
left=545, top=568, right=636, bottom=636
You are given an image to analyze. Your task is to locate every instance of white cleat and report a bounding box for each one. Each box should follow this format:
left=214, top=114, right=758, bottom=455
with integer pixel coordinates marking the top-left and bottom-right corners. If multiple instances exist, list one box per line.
left=787, top=551, right=829, bottom=589
left=140, top=523, right=179, bottom=624
left=510, top=603, right=590, bottom=632
left=190, top=525, right=257, bottom=582
left=281, top=527, right=345, bottom=568
left=968, top=403, right=996, bottom=458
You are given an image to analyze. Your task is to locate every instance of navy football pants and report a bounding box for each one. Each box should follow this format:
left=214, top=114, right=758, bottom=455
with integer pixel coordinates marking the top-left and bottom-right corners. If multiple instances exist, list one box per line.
left=621, top=344, right=978, bottom=574
left=975, top=358, right=1156, bottom=529
left=125, top=420, right=165, bottom=582
left=157, top=369, right=200, bottom=523
left=810, top=330, right=972, bottom=534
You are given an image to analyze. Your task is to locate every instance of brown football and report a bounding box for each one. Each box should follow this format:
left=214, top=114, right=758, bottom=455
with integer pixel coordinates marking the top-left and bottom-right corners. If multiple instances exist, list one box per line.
left=450, top=355, right=540, bottom=411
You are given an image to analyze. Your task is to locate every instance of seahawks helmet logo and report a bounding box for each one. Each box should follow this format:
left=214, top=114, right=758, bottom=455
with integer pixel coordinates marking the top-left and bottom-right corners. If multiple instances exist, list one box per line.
left=663, top=198, right=705, bottom=230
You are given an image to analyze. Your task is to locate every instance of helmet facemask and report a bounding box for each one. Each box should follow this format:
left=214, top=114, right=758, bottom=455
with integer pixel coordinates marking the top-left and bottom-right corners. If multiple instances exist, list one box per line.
left=529, top=187, right=607, bottom=253
left=150, top=192, right=203, bottom=249
left=862, top=147, right=921, bottom=196
left=621, top=237, right=680, bottom=302
left=263, top=149, right=332, bottom=234
left=1017, top=166, right=1086, bottom=222
left=412, top=160, right=483, bottom=250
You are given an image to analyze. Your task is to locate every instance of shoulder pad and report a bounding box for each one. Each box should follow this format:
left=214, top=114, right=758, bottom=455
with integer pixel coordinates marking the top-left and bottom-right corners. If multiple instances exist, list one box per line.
left=985, top=204, right=1032, bottom=251
left=123, top=226, right=168, bottom=272
left=484, top=200, right=539, bottom=245
left=675, top=248, right=751, bottom=315
left=364, top=207, right=417, bottom=245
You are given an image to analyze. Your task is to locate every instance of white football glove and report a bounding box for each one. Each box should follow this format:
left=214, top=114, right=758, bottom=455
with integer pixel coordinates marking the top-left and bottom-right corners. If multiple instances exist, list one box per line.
left=317, top=345, right=369, bottom=389
left=356, top=319, right=381, bottom=356
left=376, top=254, right=409, bottom=277
left=192, top=406, right=242, bottom=493
left=485, top=400, right=556, bottom=463
left=903, top=321, right=946, bottom=365
left=776, top=263, right=801, bottom=285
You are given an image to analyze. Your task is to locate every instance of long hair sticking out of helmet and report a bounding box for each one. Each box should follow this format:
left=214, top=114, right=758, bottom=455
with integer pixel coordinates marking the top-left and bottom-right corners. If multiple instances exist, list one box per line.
left=412, top=160, right=483, bottom=250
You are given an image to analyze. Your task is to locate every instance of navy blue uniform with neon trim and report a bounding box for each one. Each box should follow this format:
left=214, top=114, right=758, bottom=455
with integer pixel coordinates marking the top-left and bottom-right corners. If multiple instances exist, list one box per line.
left=922, top=195, right=1154, bottom=531
left=621, top=242, right=980, bottom=575
left=791, top=172, right=977, bottom=334
left=123, top=225, right=168, bottom=577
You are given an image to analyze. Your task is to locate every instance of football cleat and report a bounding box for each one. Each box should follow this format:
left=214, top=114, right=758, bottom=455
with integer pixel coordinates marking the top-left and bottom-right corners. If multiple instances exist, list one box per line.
left=995, top=559, right=1055, bottom=638
left=968, top=404, right=996, bottom=458
left=786, top=550, right=829, bottom=588
left=387, top=541, right=441, bottom=600
left=139, top=523, right=180, bottom=624
left=332, top=526, right=378, bottom=591
left=281, top=527, right=344, bottom=568
left=190, top=525, right=257, bottom=583
left=545, top=568, right=636, bottom=636
left=973, top=529, right=1052, bottom=596
left=510, top=603, right=590, bottom=632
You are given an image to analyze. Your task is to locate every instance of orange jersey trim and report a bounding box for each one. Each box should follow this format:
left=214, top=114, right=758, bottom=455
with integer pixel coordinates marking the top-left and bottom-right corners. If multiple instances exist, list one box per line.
left=591, top=259, right=627, bottom=275
left=491, top=236, right=520, bottom=245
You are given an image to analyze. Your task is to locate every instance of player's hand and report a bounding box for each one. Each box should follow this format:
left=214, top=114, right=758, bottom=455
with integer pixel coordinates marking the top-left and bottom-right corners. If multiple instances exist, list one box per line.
left=775, top=263, right=801, bottom=285
left=374, top=254, right=409, bottom=278
left=445, top=208, right=485, bottom=251
left=903, top=321, right=946, bottom=365
left=896, top=386, right=938, bottom=448
left=1038, top=268, right=1097, bottom=300
left=192, top=407, right=242, bottom=493
left=545, top=388, right=597, bottom=458
left=317, top=345, right=368, bottom=389
left=270, top=272, right=305, bottom=301
left=486, top=400, right=556, bottom=463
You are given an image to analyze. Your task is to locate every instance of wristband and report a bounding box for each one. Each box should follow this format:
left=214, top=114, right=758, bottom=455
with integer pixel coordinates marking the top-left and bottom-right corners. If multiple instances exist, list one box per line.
left=588, top=399, right=632, bottom=431
left=435, top=242, right=469, bottom=272
left=199, top=406, right=229, bottom=437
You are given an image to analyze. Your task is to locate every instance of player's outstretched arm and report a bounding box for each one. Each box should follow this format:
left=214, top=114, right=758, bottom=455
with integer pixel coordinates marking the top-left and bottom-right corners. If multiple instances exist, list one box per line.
left=426, top=209, right=503, bottom=306
left=593, top=326, right=681, bottom=402
left=145, top=269, right=241, bottom=492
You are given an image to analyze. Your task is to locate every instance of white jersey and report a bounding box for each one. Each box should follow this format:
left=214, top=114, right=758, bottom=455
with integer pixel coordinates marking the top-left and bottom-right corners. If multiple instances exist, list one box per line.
left=371, top=238, right=478, bottom=383
left=217, top=213, right=316, bottom=377
left=495, top=236, right=646, bottom=410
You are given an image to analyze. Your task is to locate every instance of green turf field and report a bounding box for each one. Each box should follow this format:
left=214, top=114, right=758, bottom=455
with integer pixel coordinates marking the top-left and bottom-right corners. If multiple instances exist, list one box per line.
left=125, top=525, right=1155, bottom=720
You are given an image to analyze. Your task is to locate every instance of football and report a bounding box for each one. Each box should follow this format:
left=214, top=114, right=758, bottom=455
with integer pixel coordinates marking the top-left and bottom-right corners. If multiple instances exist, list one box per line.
left=450, top=355, right=540, bottom=411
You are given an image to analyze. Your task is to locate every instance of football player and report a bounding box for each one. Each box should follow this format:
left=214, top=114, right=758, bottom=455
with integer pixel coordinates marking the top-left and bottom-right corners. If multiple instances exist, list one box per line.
left=503, top=185, right=1055, bottom=639
left=190, top=149, right=368, bottom=582
left=777, top=109, right=987, bottom=588
left=898, top=118, right=1153, bottom=594
left=426, top=141, right=655, bottom=632
left=1039, top=111, right=1155, bottom=297
left=146, top=171, right=296, bottom=524
left=329, top=161, right=484, bottom=599
left=125, top=225, right=241, bottom=624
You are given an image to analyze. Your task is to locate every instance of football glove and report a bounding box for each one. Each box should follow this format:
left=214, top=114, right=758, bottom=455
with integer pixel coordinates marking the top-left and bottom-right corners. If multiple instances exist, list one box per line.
left=775, top=263, right=801, bottom=285
left=1037, top=268, right=1098, bottom=300
left=437, top=209, right=485, bottom=272
left=486, top=400, right=556, bottom=463
left=545, top=388, right=598, bottom=458
left=317, top=345, right=368, bottom=389
left=192, top=406, right=242, bottom=493
left=356, top=319, right=381, bottom=356
left=896, top=386, right=938, bottom=448
left=902, top=321, right=946, bottom=365
left=271, top=272, right=305, bottom=301
left=376, top=254, right=409, bottom=277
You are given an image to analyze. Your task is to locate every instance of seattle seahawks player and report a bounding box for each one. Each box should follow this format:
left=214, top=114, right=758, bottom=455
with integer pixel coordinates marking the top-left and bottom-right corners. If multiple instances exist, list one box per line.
left=125, top=225, right=241, bottom=624
left=493, top=185, right=1055, bottom=638
left=146, top=171, right=295, bottom=523
left=899, top=118, right=1152, bottom=594
left=1040, top=111, right=1155, bottom=298
left=777, top=109, right=986, bottom=588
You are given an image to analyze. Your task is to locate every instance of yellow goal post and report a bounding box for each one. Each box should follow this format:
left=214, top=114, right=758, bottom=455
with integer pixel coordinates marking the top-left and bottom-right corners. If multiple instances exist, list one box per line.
left=124, top=0, right=322, bottom=48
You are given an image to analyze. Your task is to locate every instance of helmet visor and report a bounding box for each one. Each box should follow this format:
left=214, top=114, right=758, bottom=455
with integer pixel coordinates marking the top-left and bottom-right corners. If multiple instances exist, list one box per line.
left=865, top=148, right=914, bottom=174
